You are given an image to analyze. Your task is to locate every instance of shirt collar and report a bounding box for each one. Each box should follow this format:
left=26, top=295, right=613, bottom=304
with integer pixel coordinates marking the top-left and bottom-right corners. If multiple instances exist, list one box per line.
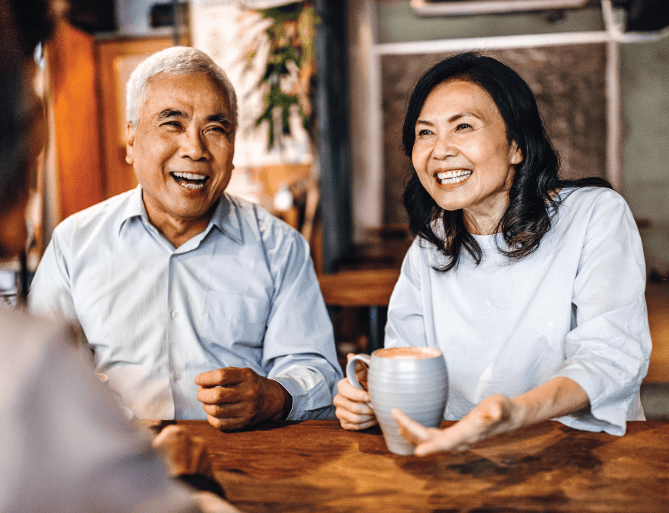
left=116, top=185, right=243, bottom=245
left=209, top=193, right=243, bottom=244
left=116, top=185, right=145, bottom=236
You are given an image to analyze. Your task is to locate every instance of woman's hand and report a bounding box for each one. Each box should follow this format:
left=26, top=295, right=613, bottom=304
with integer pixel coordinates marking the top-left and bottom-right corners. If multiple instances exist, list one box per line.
left=333, top=353, right=378, bottom=430
left=392, top=394, right=517, bottom=455
left=392, top=377, right=589, bottom=456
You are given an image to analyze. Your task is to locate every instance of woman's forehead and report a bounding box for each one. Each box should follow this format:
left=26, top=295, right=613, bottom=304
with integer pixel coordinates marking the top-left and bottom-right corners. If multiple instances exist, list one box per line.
left=419, top=80, right=501, bottom=121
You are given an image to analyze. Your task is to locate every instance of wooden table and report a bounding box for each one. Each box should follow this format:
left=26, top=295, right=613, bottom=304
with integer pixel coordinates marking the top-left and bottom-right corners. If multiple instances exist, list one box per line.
left=151, top=420, right=669, bottom=512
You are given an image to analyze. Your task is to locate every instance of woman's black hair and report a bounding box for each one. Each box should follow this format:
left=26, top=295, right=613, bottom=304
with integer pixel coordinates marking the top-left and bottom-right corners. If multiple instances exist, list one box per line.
left=402, top=52, right=611, bottom=271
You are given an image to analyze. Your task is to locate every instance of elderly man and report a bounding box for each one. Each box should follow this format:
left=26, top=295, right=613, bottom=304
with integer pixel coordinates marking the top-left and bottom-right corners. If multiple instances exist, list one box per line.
left=29, top=46, right=342, bottom=430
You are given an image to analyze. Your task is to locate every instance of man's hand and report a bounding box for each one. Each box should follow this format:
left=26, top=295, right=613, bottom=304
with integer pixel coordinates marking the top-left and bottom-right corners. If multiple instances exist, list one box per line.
left=195, top=367, right=292, bottom=430
left=152, top=425, right=213, bottom=477
left=333, top=353, right=378, bottom=431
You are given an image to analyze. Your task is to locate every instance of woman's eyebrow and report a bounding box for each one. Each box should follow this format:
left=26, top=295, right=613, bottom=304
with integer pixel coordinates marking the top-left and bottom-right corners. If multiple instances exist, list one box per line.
left=447, top=112, right=482, bottom=123
left=416, top=112, right=483, bottom=126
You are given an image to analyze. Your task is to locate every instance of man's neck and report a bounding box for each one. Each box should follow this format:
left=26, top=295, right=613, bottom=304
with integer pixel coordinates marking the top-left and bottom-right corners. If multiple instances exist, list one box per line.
left=144, top=205, right=216, bottom=249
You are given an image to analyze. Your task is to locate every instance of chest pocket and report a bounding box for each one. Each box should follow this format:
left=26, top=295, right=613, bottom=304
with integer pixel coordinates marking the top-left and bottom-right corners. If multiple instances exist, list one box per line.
left=201, top=291, right=270, bottom=349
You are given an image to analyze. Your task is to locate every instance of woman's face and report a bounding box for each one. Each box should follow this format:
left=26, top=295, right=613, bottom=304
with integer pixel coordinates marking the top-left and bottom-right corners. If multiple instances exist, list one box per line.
left=411, top=79, right=523, bottom=234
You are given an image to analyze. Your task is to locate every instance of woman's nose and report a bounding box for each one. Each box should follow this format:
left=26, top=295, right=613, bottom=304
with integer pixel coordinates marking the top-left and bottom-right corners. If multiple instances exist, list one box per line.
left=432, top=134, right=456, bottom=160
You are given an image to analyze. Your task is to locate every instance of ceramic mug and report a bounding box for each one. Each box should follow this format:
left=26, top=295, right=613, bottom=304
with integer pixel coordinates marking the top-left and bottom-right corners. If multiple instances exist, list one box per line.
left=346, top=346, right=448, bottom=455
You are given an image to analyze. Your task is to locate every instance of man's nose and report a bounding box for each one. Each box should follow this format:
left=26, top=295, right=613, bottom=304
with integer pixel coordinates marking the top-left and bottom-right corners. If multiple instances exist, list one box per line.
left=179, top=129, right=210, bottom=160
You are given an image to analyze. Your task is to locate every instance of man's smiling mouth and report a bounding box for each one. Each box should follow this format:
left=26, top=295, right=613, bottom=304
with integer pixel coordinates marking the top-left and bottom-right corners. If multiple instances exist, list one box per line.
left=171, top=172, right=209, bottom=190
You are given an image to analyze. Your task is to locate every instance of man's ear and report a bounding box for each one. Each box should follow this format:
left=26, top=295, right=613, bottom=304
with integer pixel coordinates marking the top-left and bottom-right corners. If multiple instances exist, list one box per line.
left=125, top=122, right=135, bottom=165
left=510, top=140, right=523, bottom=165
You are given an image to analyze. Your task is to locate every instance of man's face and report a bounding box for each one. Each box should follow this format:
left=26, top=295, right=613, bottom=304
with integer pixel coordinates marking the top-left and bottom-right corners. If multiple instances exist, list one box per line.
left=126, top=72, right=235, bottom=231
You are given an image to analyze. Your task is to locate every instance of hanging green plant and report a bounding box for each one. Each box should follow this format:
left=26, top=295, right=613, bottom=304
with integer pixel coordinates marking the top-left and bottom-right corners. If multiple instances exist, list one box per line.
left=244, top=1, right=316, bottom=151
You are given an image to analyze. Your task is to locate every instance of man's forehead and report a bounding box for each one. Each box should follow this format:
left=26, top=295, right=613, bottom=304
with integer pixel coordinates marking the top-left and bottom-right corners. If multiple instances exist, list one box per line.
left=141, top=72, right=231, bottom=115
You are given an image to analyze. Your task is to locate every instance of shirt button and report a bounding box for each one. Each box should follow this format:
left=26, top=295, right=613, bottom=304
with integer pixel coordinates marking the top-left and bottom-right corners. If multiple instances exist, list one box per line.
left=171, top=310, right=179, bottom=319
left=174, top=373, right=181, bottom=380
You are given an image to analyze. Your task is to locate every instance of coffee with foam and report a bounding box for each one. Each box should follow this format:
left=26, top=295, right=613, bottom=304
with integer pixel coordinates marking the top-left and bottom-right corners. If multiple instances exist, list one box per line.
left=375, top=347, right=441, bottom=360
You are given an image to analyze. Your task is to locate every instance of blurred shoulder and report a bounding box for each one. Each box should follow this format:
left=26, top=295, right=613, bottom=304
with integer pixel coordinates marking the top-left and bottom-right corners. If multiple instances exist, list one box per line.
left=0, top=308, right=76, bottom=380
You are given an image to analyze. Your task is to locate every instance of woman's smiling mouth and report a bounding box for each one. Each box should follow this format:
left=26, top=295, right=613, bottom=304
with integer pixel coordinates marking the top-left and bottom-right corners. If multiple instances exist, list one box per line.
left=436, top=169, right=472, bottom=185
left=171, top=171, right=209, bottom=190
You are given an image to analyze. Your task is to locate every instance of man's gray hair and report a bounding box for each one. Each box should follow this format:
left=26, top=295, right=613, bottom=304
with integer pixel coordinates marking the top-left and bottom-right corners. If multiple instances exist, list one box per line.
left=126, top=46, right=238, bottom=129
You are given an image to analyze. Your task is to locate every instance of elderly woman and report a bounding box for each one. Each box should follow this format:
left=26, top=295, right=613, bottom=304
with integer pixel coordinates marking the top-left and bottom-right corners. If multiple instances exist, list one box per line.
left=334, top=52, right=651, bottom=455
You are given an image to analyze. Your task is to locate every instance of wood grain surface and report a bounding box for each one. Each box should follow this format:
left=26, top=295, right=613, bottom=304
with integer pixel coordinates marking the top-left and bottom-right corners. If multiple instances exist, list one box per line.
left=162, top=420, right=669, bottom=513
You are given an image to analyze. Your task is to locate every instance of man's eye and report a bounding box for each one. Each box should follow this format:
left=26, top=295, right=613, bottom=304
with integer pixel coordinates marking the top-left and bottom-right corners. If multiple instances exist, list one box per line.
left=207, top=126, right=227, bottom=134
left=456, top=123, right=472, bottom=131
left=161, top=121, right=181, bottom=129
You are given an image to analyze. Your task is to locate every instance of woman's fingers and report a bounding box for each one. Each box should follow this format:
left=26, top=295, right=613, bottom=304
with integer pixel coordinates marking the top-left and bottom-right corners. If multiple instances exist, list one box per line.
left=336, top=377, right=371, bottom=403
left=391, top=409, right=434, bottom=446
left=399, top=395, right=517, bottom=456
left=335, top=371, right=377, bottom=430
left=334, top=392, right=374, bottom=415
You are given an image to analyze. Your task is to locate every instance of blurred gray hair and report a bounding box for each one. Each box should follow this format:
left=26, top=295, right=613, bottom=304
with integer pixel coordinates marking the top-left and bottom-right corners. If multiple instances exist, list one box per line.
left=126, top=46, right=238, bottom=130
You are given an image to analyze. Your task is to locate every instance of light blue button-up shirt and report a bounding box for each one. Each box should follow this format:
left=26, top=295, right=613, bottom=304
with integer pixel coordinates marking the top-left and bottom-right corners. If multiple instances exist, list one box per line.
left=29, top=186, right=342, bottom=420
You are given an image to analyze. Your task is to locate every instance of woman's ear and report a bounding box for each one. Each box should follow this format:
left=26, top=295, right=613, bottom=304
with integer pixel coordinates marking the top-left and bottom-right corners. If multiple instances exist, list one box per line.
left=510, top=140, right=523, bottom=165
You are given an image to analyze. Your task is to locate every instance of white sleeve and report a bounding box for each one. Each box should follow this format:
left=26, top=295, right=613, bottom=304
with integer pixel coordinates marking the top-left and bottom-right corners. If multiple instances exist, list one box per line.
left=262, top=229, right=343, bottom=420
left=28, top=224, right=78, bottom=322
left=0, top=321, right=200, bottom=513
left=385, top=240, right=429, bottom=349
left=554, top=192, right=651, bottom=434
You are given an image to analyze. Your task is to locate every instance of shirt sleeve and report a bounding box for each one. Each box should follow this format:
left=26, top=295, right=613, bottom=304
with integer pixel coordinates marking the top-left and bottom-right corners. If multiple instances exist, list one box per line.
left=385, top=239, right=429, bottom=350
left=260, top=224, right=343, bottom=420
left=553, top=191, right=651, bottom=435
left=28, top=223, right=78, bottom=322
left=1, top=320, right=199, bottom=513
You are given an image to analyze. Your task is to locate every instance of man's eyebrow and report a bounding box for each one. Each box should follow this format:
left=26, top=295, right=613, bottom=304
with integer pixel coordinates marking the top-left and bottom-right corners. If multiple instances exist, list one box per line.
left=156, top=109, right=188, bottom=121
left=207, top=114, right=233, bottom=125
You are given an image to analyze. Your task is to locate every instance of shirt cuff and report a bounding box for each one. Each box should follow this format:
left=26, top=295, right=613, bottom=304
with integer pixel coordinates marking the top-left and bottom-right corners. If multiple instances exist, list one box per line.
left=270, top=375, right=304, bottom=420
left=553, top=367, right=632, bottom=436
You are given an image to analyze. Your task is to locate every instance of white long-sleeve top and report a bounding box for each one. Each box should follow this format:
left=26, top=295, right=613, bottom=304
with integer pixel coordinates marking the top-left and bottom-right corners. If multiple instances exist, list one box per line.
left=385, top=187, right=651, bottom=435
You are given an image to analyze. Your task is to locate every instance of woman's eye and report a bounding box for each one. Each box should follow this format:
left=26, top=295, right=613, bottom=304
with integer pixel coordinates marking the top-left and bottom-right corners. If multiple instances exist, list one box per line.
left=417, top=129, right=432, bottom=137
left=456, top=123, right=472, bottom=131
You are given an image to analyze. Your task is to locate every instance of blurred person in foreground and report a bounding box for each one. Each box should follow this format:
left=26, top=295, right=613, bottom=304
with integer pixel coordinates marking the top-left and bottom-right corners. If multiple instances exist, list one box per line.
left=334, top=53, right=651, bottom=455
left=0, top=1, right=238, bottom=511
left=29, top=46, right=341, bottom=429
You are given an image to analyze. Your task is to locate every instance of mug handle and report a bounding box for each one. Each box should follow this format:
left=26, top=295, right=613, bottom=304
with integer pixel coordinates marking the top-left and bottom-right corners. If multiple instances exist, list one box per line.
left=346, top=354, right=372, bottom=390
